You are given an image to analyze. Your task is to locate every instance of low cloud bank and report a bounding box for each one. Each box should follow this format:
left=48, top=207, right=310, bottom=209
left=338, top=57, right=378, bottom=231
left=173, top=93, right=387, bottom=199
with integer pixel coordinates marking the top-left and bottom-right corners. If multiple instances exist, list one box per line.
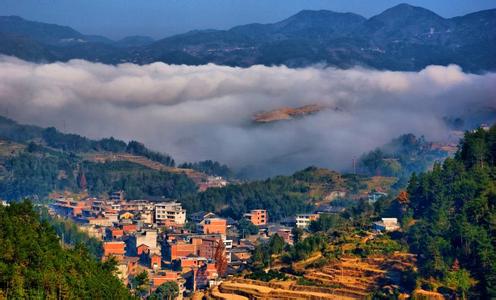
left=1, top=56, right=495, bottom=177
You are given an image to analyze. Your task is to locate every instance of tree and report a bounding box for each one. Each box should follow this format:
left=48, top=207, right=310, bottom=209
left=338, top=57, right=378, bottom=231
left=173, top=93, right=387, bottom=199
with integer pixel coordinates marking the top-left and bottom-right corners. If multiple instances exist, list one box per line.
left=148, top=281, right=179, bottom=300
left=0, top=201, right=131, bottom=299
left=292, top=227, right=304, bottom=244
left=237, top=219, right=259, bottom=237
left=268, top=234, right=285, bottom=255
left=214, top=240, right=228, bottom=276
left=445, top=269, right=476, bottom=300
left=405, top=125, right=496, bottom=298
left=131, top=270, right=149, bottom=297
left=308, top=214, right=343, bottom=233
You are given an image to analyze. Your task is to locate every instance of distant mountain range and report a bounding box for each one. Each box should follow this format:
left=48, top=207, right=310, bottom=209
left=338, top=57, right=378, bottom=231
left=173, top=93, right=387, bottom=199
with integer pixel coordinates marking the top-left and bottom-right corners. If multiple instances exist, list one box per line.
left=1, top=3, right=495, bottom=72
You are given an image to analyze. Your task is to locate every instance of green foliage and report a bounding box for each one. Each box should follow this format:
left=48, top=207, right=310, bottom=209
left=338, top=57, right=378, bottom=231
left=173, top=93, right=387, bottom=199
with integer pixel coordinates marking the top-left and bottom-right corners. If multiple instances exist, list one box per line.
left=126, top=141, right=174, bottom=167
left=83, top=161, right=197, bottom=199
left=148, top=281, right=179, bottom=300
left=359, top=134, right=447, bottom=180
left=444, top=269, right=474, bottom=299
left=354, top=234, right=406, bottom=257
left=285, top=233, right=328, bottom=262
left=291, top=227, right=304, bottom=244
left=0, top=116, right=174, bottom=164
left=39, top=208, right=103, bottom=258
left=268, top=234, right=285, bottom=255
left=245, top=269, right=288, bottom=282
left=251, top=234, right=287, bottom=268
left=308, top=213, right=345, bottom=233
left=130, top=271, right=149, bottom=298
left=296, top=277, right=319, bottom=286
left=237, top=218, right=259, bottom=237
left=0, top=201, right=132, bottom=299
left=179, top=160, right=233, bottom=178
left=180, top=171, right=316, bottom=221
left=0, top=117, right=186, bottom=201
left=405, top=125, right=496, bottom=298
left=0, top=150, right=78, bottom=200
left=0, top=149, right=196, bottom=201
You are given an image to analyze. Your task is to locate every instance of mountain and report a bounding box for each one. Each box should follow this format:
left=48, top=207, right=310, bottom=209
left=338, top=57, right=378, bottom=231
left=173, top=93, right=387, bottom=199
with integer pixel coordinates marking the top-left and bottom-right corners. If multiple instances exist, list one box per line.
left=115, top=35, right=155, bottom=48
left=0, top=4, right=495, bottom=71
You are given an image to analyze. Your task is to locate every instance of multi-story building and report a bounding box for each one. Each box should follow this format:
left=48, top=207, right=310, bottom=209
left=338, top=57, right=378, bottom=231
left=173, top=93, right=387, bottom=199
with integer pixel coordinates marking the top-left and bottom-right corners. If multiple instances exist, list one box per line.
left=295, top=214, right=320, bottom=229
left=155, top=201, right=186, bottom=225
left=110, top=191, right=125, bottom=202
left=197, top=218, right=227, bottom=235
left=121, top=200, right=155, bottom=212
left=243, top=209, right=267, bottom=226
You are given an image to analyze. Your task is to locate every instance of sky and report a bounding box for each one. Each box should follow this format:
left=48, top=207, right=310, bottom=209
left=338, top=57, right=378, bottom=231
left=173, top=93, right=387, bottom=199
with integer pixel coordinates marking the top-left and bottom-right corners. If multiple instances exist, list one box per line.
left=1, top=0, right=495, bottom=39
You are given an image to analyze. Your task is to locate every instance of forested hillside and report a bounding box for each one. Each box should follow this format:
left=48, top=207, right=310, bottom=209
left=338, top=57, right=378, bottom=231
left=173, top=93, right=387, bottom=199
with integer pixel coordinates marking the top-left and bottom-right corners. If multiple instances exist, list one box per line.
left=0, top=142, right=197, bottom=201
left=0, top=116, right=175, bottom=166
left=358, top=133, right=448, bottom=184
left=403, top=126, right=496, bottom=297
left=0, top=201, right=132, bottom=299
left=0, top=116, right=200, bottom=201
left=181, top=167, right=366, bottom=220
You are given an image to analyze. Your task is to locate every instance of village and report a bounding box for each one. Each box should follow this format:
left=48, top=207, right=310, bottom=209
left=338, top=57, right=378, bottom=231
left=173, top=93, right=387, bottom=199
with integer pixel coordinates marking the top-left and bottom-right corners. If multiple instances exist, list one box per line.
left=46, top=183, right=400, bottom=299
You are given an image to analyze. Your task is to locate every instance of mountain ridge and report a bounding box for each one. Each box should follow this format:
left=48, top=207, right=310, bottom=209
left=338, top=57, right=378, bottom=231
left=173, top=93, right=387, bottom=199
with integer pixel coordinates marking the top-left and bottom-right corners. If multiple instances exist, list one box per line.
left=0, top=4, right=495, bottom=71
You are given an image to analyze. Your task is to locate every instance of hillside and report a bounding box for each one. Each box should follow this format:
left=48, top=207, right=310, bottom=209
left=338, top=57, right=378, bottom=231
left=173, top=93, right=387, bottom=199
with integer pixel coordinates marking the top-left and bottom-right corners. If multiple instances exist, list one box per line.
left=403, top=125, right=496, bottom=297
left=1, top=4, right=495, bottom=71
left=0, top=116, right=374, bottom=221
left=180, top=166, right=369, bottom=221
left=0, top=201, right=132, bottom=299
left=0, top=116, right=202, bottom=200
left=252, top=104, right=326, bottom=123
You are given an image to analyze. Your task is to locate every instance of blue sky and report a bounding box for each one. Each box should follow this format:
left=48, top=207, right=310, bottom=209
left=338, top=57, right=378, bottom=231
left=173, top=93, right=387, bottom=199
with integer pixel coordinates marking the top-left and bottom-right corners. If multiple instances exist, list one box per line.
left=1, top=0, right=495, bottom=39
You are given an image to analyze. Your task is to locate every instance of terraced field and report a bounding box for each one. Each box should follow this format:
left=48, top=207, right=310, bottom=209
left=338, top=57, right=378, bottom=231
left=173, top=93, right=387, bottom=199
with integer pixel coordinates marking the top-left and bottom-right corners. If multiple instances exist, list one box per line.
left=208, top=278, right=358, bottom=300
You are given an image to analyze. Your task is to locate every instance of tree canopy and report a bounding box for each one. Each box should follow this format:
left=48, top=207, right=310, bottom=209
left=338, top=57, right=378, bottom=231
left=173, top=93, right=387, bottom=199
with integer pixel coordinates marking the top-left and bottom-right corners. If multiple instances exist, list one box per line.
left=0, top=201, right=132, bottom=299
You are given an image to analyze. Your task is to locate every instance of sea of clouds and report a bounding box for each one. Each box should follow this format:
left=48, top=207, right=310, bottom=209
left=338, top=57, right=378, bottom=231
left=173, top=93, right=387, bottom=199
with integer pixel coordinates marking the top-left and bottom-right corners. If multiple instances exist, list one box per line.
left=0, top=56, right=495, bottom=177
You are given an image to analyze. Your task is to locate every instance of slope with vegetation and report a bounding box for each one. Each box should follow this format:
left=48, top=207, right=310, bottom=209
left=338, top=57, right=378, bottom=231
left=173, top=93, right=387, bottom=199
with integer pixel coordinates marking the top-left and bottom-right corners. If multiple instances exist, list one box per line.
left=0, top=116, right=201, bottom=201
left=181, top=166, right=367, bottom=221
left=0, top=201, right=131, bottom=299
left=404, top=125, right=496, bottom=298
left=358, top=133, right=448, bottom=187
left=234, top=125, right=495, bottom=299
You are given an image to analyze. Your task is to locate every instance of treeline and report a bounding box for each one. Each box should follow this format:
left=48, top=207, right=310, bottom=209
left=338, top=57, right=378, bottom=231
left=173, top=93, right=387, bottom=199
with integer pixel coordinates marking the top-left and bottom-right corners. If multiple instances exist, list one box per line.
left=0, top=201, right=132, bottom=299
left=179, top=160, right=233, bottom=178
left=83, top=161, right=197, bottom=199
left=0, top=145, right=196, bottom=201
left=403, top=126, right=496, bottom=297
left=0, top=116, right=175, bottom=166
left=180, top=166, right=364, bottom=221
left=358, top=133, right=447, bottom=180
left=181, top=175, right=312, bottom=221
left=0, top=149, right=78, bottom=200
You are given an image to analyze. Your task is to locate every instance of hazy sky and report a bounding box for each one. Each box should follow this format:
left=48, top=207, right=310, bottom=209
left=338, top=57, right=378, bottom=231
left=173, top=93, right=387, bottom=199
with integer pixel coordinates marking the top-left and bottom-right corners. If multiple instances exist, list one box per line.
left=1, top=0, right=495, bottom=39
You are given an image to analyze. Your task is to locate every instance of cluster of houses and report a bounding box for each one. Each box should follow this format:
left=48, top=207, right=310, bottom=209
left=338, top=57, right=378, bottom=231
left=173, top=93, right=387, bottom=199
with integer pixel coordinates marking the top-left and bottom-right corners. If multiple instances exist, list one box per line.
left=47, top=187, right=400, bottom=297
left=48, top=191, right=290, bottom=297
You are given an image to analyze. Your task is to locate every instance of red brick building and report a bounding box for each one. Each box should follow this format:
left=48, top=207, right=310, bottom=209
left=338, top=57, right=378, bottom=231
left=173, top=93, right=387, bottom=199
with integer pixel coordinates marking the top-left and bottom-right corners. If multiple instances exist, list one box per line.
left=244, top=209, right=268, bottom=226
left=103, top=241, right=126, bottom=260
left=198, top=218, right=227, bottom=235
